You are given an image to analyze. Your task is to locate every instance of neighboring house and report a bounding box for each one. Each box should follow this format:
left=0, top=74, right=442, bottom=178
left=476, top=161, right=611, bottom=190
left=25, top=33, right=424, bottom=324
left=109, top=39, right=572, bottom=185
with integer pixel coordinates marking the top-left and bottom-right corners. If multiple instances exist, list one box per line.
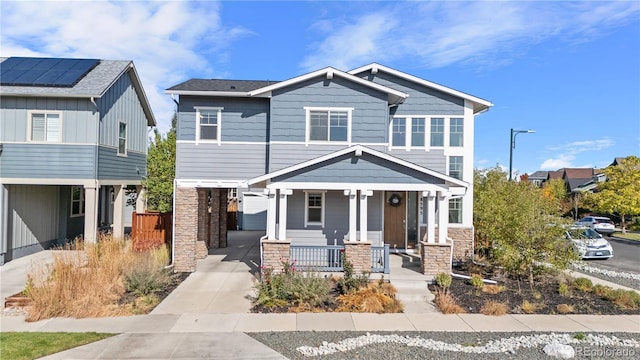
left=563, top=168, right=599, bottom=193
left=0, top=57, right=156, bottom=265
left=528, top=170, right=549, bottom=187
left=166, top=63, right=492, bottom=274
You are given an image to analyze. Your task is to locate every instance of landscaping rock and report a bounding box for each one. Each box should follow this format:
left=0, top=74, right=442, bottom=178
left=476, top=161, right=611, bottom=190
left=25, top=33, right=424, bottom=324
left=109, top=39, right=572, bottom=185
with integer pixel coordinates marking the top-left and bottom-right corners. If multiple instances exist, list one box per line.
left=543, top=343, right=575, bottom=359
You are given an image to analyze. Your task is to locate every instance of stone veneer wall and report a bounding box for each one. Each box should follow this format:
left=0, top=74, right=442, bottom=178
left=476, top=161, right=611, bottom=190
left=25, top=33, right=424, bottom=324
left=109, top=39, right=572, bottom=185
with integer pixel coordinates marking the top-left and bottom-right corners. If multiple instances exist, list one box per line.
left=209, top=189, right=220, bottom=249
left=218, top=189, right=228, bottom=248
left=420, top=241, right=452, bottom=275
left=196, top=188, right=209, bottom=259
left=448, top=227, right=473, bottom=262
left=344, top=241, right=372, bottom=274
left=174, top=187, right=198, bottom=272
left=262, top=240, right=290, bottom=273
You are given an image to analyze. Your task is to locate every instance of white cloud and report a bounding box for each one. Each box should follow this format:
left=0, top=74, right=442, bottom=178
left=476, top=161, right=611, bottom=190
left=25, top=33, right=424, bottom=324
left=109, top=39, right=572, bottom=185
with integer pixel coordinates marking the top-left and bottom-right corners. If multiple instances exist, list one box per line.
left=0, top=1, right=251, bottom=133
left=547, top=138, right=615, bottom=154
left=539, top=137, right=615, bottom=170
left=300, top=1, right=640, bottom=71
left=540, top=155, right=575, bottom=170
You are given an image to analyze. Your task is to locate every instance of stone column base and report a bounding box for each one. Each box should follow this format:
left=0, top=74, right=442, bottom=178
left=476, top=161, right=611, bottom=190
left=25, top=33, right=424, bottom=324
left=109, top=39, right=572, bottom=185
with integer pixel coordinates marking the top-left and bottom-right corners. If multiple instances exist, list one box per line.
left=344, top=241, right=372, bottom=275
left=261, top=240, right=291, bottom=274
left=420, top=241, right=452, bottom=275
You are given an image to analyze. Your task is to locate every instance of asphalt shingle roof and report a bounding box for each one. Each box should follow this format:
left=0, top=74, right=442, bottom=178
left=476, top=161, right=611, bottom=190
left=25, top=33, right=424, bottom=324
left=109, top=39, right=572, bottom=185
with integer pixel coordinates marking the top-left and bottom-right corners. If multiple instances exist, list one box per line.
left=166, top=79, right=279, bottom=92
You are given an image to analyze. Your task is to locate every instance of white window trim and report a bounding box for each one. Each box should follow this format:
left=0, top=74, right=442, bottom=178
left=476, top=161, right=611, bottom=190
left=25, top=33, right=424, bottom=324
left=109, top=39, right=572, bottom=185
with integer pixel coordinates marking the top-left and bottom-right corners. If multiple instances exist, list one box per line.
left=448, top=155, right=463, bottom=180
left=195, top=106, right=223, bottom=145
left=430, top=117, right=446, bottom=148
left=388, top=116, right=430, bottom=151
left=27, top=110, right=63, bottom=143
left=70, top=185, right=85, bottom=218
left=304, top=107, right=353, bottom=146
left=304, top=190, right=326, bottom=227
left=117, top=121, right=127, bottom=156
left=449, top=117, right=464, bottom=147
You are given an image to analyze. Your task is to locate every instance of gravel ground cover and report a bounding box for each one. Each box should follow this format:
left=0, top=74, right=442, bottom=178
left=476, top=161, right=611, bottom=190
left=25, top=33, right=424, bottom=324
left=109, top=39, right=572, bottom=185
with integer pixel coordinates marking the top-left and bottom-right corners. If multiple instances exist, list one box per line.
left=572, top=261, right=640, bottom=291
left=249, top=331, right=640, bottom=360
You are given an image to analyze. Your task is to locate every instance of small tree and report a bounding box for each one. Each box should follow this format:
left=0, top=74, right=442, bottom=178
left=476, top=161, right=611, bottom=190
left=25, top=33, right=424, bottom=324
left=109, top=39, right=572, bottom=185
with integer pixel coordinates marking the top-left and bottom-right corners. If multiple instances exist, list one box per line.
left=585, top=156, right=640, bottom=233
left=474, top=167, right=577, bottom=290
left=143, top=115, right=176, bottom=212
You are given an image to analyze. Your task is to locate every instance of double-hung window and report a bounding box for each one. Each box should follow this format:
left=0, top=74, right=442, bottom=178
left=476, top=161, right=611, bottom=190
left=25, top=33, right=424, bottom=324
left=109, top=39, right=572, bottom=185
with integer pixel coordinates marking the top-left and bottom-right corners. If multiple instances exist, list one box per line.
left=449, top=198, right=462, bottom=224
left=71, top=186, right=85, bottom=217
left=196, top=107, right=222, bottom=143
left=304, top=192, right=325, bottom=227
left=390, top=117, right=426, bottom=148
left=306, top=108, right=351, bottom=143
left=118, top=122, right=127, bottom=155
left=430, top=118, right=444, bottom=147
left=30, top=111, right=61, bottom=142
left=450, top=118, right=464, bottom=147
left=449, top=156, right=463, bottom=180
left=391, top=118, right=406, bottom=147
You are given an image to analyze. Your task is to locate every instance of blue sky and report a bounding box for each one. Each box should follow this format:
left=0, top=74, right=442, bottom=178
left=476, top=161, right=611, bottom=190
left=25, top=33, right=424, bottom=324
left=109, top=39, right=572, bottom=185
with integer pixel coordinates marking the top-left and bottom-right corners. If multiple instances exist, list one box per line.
left=1, top=1, right=638, bottom=176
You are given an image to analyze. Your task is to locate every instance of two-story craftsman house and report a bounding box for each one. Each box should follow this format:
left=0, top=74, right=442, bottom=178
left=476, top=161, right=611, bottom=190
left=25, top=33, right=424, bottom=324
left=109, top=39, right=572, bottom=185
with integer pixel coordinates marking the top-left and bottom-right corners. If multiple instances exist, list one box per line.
left=0, top=57, right=156, bottom=264
left=167, top=63, right=491, bottom=274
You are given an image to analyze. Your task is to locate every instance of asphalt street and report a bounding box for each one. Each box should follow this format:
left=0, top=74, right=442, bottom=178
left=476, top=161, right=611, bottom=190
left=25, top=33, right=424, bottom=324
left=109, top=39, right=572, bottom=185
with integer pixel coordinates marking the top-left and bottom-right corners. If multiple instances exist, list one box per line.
left=592, top=237, right=640, bottom=274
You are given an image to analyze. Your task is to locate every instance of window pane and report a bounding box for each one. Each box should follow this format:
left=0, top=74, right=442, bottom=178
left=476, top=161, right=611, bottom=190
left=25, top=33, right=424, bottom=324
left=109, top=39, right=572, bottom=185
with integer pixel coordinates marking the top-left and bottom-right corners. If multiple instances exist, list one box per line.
left=46, top=114, right=60, bottom=141
left=411, top=118, right=425, bottom=146
left=329, top=112, right=348, bottom=141
left=72, top=187, right=82, bottom=201
left=449, top=156, right=463, bottom=180
left=200, top=125, right=217, bottom=140
left=308, top=208, right=322, bottom=223
left=449, top=198, right=462, bottom=224
left=392, top=118, right=405, bottom=146
left=72, top=202, right=80, bottom=215
left=118, top=138, right=126, bottom=154
left=31, top=114, right=45, bottom=141
left=450, top=118, right=463, bottom=147
left=308, top=194, right=322, bottom=207
left=310, top=111, right=329, bottom=141
left=430, top=118, right=444, bottom=146
left=200, top=111, right=217, bottom=125
left=119, top=123, right=126, bottom=137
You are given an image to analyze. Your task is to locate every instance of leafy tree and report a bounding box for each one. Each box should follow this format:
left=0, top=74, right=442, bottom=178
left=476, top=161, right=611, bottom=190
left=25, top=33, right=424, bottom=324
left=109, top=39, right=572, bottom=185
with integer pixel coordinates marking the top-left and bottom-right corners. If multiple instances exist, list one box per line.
left=143, top=115, right=176, bottom=212
left=474, top=167, right=577, bottom=290
left=585, top=156, right=640, bottom=233
left=542, top=178, right=571, bottom=215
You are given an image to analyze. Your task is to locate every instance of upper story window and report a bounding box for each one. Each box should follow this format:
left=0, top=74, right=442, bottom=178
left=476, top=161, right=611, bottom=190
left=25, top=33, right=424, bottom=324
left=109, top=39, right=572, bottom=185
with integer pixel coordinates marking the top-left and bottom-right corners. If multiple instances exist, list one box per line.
left=449, top=156, right=463, bottom=180
left=305, top=107, right=352, bottom=143
left=391, top=117, right=426, bottom=148
left=391, top=118, right=406, bottom=147
left=195, top=107, right=223, bottom=143
left=29, top=111, right=61, bottom=142
left=118, top=122, right=127, bottom=155
left=450, top=118, right=464, bottom=147
left=70, top=186, right=85, bottom=217
left=411, top=118, right=425, bottom=147
left=430, top=118, right=444, bottom=147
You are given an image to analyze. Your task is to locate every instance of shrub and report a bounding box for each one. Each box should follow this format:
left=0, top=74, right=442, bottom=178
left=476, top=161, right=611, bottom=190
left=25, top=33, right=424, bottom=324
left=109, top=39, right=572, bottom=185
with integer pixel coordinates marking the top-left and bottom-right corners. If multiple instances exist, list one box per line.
left=480, top=300, right=508, bottom=316
left=558, top=282, right=571, bottom=297
left=338, top=254, right=369, bottom=294
left=520, top=300, right=542, bottom=314
left=557, top=303, right=575, bottom=314
left=605, top=289, right=640, bottom=310
left=592, top=284, right=612, bottom=297
left=573, top=332, right=587, bottom=341
left=481, top=284, right=505, bottom=295
left=434, top=272, right=452, bottom=289
left=573, top=277, right=594, bottom=293
left=469, top=274, right=484, bottom=289
left=337, top=282, right=403, bottom=313
left=254, top=262, right=332, bottom=309
left=433, top=289, right=466, bottom=314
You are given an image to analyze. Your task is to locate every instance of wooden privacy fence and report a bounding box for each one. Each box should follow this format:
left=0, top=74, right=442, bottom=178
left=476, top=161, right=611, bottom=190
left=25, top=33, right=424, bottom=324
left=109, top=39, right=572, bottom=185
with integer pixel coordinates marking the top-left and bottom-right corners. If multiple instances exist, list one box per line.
left=131, top=212, right=172, bottom=251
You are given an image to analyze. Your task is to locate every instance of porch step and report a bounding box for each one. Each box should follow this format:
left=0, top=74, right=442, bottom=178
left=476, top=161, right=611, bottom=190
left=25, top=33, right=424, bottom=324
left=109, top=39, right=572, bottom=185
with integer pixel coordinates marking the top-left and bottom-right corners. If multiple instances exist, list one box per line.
left=392, top=280, right=435, bottom=303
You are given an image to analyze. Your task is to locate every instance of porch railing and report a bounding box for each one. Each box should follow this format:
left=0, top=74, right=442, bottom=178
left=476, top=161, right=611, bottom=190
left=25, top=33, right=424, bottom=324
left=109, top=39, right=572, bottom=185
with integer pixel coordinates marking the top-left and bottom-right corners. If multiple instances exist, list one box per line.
left=371, top=244, right=390, bottom=274
left=290, top=245, right=344, bottom=272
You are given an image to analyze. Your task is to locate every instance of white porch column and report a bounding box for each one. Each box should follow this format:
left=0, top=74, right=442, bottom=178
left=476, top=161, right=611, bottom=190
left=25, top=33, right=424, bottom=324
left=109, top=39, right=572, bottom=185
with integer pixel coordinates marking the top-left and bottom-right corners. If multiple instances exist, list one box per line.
left=437, top=191, right=450, bottom=244
left=83, top=184, right=99, bottom=243
left=0, top=185, right=7, bottom=252
left=345, top=189, right=357, bottom=242
left=112, top=185, right=125, bottom=239
left=278, top=189, right=292, bottom=241
left=266, top=189, right=277, bottom=240
left=423, top=191, right=436, bottom=243
left=359, top=190, right=372, bottom=242
left=135, top=185, right=146, bottom=213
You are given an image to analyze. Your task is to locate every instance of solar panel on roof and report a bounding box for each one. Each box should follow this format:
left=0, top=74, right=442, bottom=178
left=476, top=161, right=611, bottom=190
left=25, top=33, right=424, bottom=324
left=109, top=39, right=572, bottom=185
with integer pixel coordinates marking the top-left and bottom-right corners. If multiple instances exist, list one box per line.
left=0, top=57, right=100, bottom=87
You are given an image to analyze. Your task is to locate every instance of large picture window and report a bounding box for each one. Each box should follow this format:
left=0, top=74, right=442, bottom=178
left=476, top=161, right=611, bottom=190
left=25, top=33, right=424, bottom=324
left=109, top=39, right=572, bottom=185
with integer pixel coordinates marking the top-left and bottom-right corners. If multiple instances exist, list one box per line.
left=450, top=118, right=464, bottom=147
left=196, top=107, right=222, bottom=142
left=71, top=186, right=85, bottom=217
left=30, top=112, right=61, bottom=142
left=306, top=107, right=352, bottom=143
left=305, top=192, right=325, bottom=226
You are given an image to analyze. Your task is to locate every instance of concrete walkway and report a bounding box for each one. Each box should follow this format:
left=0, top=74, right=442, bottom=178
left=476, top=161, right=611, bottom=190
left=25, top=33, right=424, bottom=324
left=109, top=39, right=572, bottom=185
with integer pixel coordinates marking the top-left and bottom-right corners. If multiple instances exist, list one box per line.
left=1, top=231, right=639, bottom=359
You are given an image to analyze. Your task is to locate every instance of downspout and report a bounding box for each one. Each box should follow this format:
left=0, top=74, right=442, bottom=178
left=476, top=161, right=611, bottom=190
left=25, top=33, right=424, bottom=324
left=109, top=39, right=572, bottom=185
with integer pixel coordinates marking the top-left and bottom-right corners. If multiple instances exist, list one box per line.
left=92, top=97, right=100, bottom=240
left=165, top=178, right=177, bottom=269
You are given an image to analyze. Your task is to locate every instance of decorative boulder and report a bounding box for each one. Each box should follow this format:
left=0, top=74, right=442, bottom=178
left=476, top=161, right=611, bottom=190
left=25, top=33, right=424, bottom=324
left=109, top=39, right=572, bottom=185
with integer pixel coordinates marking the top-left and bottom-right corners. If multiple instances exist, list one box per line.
left=543, top=343, right=575, bottom=359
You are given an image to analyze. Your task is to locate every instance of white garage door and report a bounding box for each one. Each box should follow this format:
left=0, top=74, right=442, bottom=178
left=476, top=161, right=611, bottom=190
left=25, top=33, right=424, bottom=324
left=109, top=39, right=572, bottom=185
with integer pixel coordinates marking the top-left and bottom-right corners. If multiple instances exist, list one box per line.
left=242, top=193, right=268, bottom=230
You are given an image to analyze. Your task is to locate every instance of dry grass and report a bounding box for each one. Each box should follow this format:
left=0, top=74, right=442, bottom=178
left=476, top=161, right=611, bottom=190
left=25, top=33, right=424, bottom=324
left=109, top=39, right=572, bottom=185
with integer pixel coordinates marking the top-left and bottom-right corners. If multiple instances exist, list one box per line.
left=337, top=282, right=403, bottom=313
left=480, top=300, right=508, bottom=316
left=24, top=235, right=170, bottom=322
left=557, top=303, right=575, bottom=314
left=481, top=284, right=505, bottom=294
left=433, top=289, right=466, bottom=314
left=520, top=300, right=543, bottom=314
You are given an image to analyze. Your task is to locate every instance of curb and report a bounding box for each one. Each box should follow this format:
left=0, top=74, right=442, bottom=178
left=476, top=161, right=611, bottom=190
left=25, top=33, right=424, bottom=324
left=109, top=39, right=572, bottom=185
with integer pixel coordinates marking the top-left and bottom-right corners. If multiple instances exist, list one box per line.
left=608, top=236, right=640, bottom=246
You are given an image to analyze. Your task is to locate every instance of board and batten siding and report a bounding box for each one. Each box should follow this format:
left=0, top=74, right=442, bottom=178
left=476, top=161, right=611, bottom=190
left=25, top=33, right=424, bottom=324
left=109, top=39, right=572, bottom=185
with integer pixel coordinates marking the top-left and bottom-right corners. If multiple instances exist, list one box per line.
left=177, top=96, right=269, bottom=142
left=0, top=143, right=96, bottom=179
left=6, top=184, right=60, bottom=253
left=176, top=143, right=267, bottom=180
left=98, top=72, right=148, bottom=153
left=0, top=96, right=97, bottom=143
left=97, top=146, right=147, bottom=180
left=269, top=76, right=389, bottom=143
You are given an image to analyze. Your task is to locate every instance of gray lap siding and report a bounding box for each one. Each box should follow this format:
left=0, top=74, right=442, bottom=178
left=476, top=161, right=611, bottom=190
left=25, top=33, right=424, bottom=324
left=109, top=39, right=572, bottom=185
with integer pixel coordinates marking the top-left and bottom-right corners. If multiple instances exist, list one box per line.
left=0, top=143, right=96, bottom=179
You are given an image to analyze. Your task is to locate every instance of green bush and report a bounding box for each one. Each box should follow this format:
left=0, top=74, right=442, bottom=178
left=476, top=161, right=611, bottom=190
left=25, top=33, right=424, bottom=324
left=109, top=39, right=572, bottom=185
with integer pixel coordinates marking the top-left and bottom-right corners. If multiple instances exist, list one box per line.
left=469, top=274, right=484, bottom=289
left=592, top=284, right=612, bottom=297
left=558, top=282, right=571, bottom=297
left=573, top=277, right=593, bottom=292
left=254, top=262, right=332, bottom=308
left=124, top=266, right=173, bottom=296
left=605, top=289, right=640, bottom=310
left=435, top=273, right=452, bottom=289
left=338, top=254, right=369, bottom=294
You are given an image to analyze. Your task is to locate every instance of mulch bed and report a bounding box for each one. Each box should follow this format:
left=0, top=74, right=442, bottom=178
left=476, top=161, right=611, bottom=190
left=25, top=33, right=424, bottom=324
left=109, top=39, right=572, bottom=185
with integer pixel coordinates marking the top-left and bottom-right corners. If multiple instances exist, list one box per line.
left=428, top=262, right=639, bottom=315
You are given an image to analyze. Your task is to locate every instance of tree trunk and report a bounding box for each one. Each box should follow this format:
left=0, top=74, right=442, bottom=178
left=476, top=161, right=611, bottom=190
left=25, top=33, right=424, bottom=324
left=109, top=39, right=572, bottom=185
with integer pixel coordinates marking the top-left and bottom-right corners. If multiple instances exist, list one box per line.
left=621, top=214, right=626, bottom=234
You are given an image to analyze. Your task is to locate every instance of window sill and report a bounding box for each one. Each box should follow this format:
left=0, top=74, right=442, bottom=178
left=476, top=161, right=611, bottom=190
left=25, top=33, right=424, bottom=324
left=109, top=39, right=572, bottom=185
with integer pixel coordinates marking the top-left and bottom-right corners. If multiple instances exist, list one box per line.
left=117, top=153, right=128, bottom=158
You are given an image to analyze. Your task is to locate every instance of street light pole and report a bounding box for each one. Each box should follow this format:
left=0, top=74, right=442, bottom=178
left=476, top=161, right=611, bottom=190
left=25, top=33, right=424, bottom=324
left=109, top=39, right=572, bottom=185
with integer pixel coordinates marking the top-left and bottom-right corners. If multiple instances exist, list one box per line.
left=509, top=128, right=536, bottom=181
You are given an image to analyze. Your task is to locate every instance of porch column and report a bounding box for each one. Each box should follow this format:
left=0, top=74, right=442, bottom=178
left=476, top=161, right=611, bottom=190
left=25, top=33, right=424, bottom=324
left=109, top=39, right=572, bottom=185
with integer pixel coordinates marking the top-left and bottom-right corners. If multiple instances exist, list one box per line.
left=112, top=184, right=125, bottom=239
left=278, top=189, right=292, bottom=241
left=359, top=190, right=372, bottom=242
left=345, top=189, right=357, bottom=242
left=423, top=191, right=436, bottom=243
left=437, top=191, right=450, bottom=244
left=135, top=185, right=146, bottom=213
left=266, top=189, right=277, bottom=240
left=83, top=184, right=99, bottom=243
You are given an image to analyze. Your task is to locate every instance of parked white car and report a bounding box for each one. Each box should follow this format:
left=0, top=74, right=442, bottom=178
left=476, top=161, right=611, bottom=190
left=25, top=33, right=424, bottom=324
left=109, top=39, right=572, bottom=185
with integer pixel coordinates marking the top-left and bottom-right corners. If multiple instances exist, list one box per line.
left=565, top=226, right=614, bottom=260
left=577, top=216, right=615, bottom=235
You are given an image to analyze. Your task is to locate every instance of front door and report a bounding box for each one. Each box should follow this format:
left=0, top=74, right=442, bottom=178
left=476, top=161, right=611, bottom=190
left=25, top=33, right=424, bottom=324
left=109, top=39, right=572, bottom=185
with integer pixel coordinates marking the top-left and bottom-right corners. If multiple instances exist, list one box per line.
left=384, top=191, right=405, bottom=249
